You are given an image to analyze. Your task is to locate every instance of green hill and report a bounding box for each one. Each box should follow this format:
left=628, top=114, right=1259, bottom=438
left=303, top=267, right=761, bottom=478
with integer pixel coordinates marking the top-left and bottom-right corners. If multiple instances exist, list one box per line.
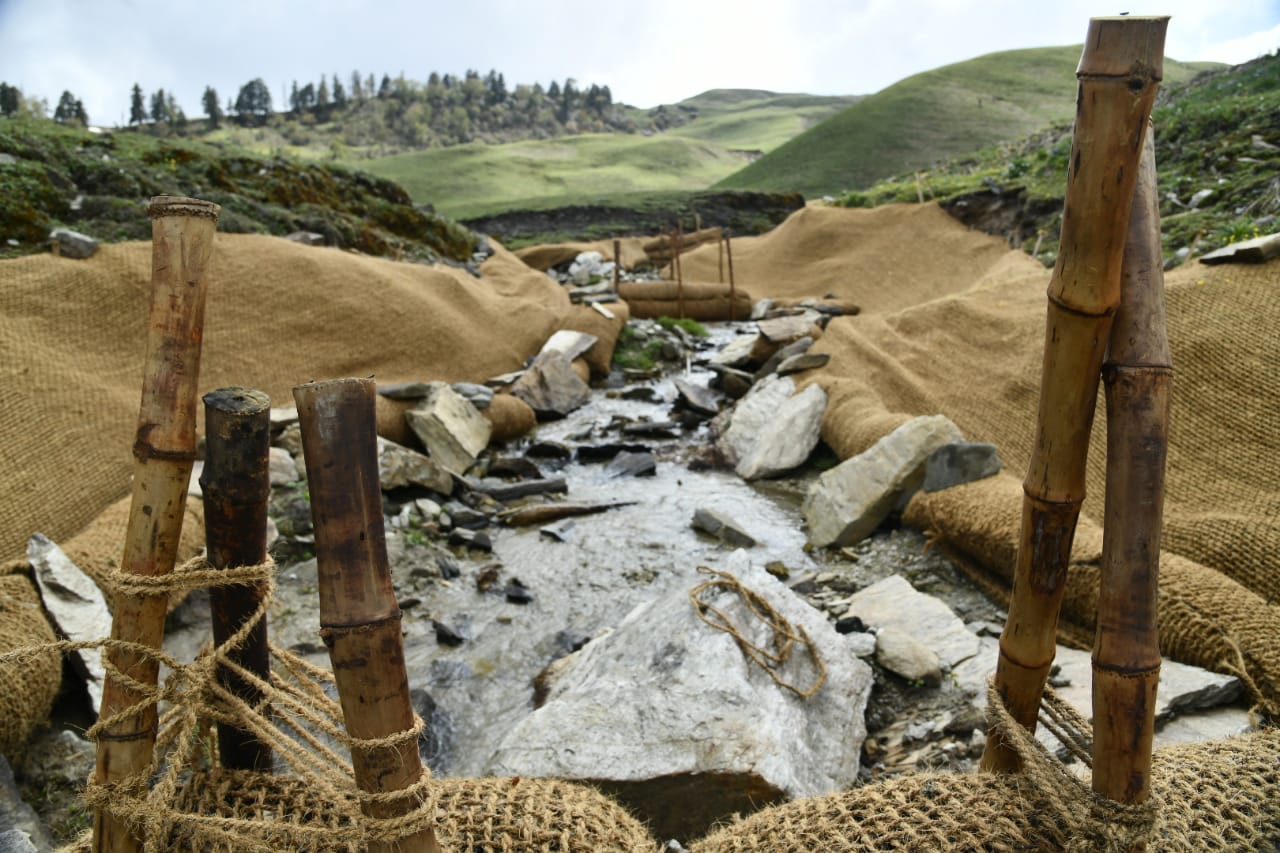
left=716, top=46, right=1217, bottom=197
left=356, top=90, right=859, bottom=219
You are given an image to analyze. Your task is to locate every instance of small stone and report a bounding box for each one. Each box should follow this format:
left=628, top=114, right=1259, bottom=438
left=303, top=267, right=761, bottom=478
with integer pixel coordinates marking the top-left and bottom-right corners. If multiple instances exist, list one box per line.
left=876, top=627, right=942, bottom=687
left=448, top=528, right=492, bottom=551
left=377, top=437, right=454, bottom=494
left=673, top=378, right=719, bottom=418
left=49, top=227, right=98, bottom=259
left=922, top=442, right=1002, bottom=492
left=842, top=632, right=878, bottom=658
left=436, top=555, right=462, bottom=579
left=776, top=352, right=830, bottom=376
left=433, top=620, right=466, bottom=647
left=505, top=581, right=534, bottom=604
left=621, top=420, right=679, bottom=438
left=691, top=508, right=758, bottom=548
left=606, top=451, right=656, bottom=478
left=843, top=574, right=980, bottom=669
left=540, top=519, right=576, bottom=542
left=451, top=382, right=495, bottom=410
left=835, top=615, right=866, bottom=635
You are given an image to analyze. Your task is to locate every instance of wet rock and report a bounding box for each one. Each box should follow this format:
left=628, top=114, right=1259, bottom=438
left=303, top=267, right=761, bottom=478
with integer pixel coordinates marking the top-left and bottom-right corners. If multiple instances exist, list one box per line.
left=804, top=415, right=963, bottom=547
left=505, top=580, right=534, bottom=604
left=444, top=503, right=488, bottom=529
left=376, top=437, right=453, bottom=495
left=49, top=227, right=98, bottom=259
left=0, top=754, right=51, bottom=852
left=539, top=519, right=576, bottom=542
left=451, top=382, right=494, bottom=410
left=28, top=533, right=108, bottom=714
left=448, top=529, right=492, bottom=551
left=673, top=378, right=719, bottom=418
left=436, top=555, right=462, bottom=579
left=434, top=620, right=466, bottom=647
left=18, top=728, right=95, bottom=789
left=691, top=508, right=758, bottom=548
left=776, top=352, right=830, bottom=376
left=618, top=386, right=661, bottom=402
left=268, top=446, right=297, bottom=486
left=405, top=385, right=493, bottom=474
left=621, top=419, right=679, bottom=438
left=485, top=456, right=542, bottom=480
left=835, top=615, right=866, bottom=635
left=577, top=442, right=650, bottom=462
left=754, top=336, right=813, bottom=380
left=709, top=334, right=758, bottom=368
left=526, top=440, right=573, bottom=460
left=606, top=451, right=657, bottom=478
left=922, top=442, right=1002, bottom=492
left=539, top=330, right=599, bottom=363
left=469, top=477, right=568, bottom=502
left=486, top=554, right=873, bottom=842
left=509, top=351, right=592, bottom=420
left=707, top=364, right=755, bottom=399
left=875, top=627, right=942, bottom=687
left=716, top=375, right=827, bottom=480
left=841, top=574, right=980, bottom=670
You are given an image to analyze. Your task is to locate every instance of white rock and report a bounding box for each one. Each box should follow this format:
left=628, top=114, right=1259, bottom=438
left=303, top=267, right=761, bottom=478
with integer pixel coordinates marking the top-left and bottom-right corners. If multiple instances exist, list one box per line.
left=803, top=414, right=963, bottom=547
left=876, top=626, right=942, bottom=686
left=843, top=575, right=980, bottom=670
left=539, top=330, right=598, bottom=363
left=486, top=553, right=873, bottom=841
left=405, top=385, right=492, bottom=474
left=268, top=446, right=296, bottom=486
left=716, top=375, right=827, bottom=480
left=27, top=534, right=108, bottom=714
left=377, top=437, right=454, bottom=494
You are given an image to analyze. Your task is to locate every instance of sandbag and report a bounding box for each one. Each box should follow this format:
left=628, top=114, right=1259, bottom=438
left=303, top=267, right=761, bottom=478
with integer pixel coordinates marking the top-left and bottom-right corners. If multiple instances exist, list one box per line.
left=483, top=393, right=537, bottom=442
left=375, top=394, right=418, bottom=448
left=619, top=280, right=753, bottom=322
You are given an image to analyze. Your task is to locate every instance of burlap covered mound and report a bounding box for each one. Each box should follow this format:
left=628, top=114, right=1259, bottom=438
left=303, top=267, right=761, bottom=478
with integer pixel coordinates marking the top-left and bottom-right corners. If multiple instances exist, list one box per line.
left=618, top=280, right=752, bottom=321
left=691, top=729, right=1280, bottom=852
left=805, top=252, right=1279, bottom=604
left=0, top=235, right=571, bottom=562
left=0, top=562, right=60, bottom=758
left=677, top=203, right=1016, bottom=314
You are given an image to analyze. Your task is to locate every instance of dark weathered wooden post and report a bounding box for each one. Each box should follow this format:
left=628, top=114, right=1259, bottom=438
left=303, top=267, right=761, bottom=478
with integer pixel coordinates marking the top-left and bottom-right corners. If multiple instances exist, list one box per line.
left=94, top=196, right=220, bottom=853
left=201, top=386, right=273, bottom=772
left=294, top=378, right=440, bottom=853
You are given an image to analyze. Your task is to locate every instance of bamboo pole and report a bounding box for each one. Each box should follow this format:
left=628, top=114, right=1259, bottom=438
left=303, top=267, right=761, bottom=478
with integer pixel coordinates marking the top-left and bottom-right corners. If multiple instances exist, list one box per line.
left=93, top=196, right=220, bottom=853
left=200, top=386, right=273, bottom=772
left=293, top=378, right=440, bottom=853
left=675, top=223, right=686, bottom=319
left=726, top=229, right=737, bottom=322
left=1092, top=124, right=1168, bottom=816
left=982, top=16, right=1167, bottom=773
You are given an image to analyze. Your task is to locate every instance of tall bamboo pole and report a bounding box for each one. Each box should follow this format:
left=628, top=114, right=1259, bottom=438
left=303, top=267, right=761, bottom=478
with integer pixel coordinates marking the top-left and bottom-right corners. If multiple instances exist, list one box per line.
left=1091, top=125, right=1168, bottom=818
left=982, top=16, right=1166, bottom=773
left=93, top=196, right=220, bottom=853
left=726, top=229, right=737, bottom=322
left=200, top=387, right=273, bottom=772
left=294, top=378, right=440, bottom=853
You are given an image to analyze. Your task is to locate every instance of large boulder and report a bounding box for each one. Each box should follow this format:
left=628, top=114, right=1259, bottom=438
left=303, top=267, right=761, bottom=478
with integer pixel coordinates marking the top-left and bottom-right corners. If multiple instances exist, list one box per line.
left=804, top=414, right=963, bottom=547
left=486, top=553, right=873, bottom=841
left=405, top=384, right=492, bottom=474
left=715, top=375, right=827, bottom=480
left=508, top=351, right=592, bottom=419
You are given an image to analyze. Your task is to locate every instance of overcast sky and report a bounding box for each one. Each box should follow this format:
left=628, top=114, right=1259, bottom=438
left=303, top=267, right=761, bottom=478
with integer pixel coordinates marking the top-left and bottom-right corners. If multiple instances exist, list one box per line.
left=1, top=0, right=1278, bottom=126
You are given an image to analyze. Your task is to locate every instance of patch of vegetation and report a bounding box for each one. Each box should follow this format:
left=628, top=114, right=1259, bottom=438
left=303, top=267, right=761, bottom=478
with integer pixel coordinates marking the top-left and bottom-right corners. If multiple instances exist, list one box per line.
left=611, top=326, right=665, bottom=371
left=827, top=50, right=1280, bottom=267
left=0, top=117, right=476, bottom=261
left=657, top=316, right=709, bottom=337
left=716, top=46, right=1215, bottom=198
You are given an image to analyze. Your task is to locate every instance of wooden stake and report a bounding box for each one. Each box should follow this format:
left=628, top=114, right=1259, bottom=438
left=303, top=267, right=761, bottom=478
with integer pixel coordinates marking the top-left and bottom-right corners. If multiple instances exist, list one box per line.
left=726, top=229, right=737, bottom=322
left=718, top=233, right=725, bottom=284
left=94, top=196, right=220, bottom=853
left=675, top=223, right=686, bottom=319
left=200, top=387, right=273, bottom=772
left=612, top=238, right=621, bottom=291
left=293, top=378, right=440, bottom=853
left=1092, top=124, right=1168, bottom=817
left=983, top=16, right=1166, bottom=773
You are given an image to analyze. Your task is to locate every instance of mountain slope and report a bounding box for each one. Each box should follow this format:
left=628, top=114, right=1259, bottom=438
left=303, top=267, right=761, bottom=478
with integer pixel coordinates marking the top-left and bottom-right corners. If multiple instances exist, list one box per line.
left=716, top=46, right=1217, bottom=197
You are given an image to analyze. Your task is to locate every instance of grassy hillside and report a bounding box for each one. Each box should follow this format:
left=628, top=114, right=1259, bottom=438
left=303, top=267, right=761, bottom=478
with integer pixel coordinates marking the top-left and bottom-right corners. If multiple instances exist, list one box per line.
left=356, top=90, right=859, bottom=219
left=716, top=46, right=1217, bottom=197
left=0, top=118, right=476, bottom=261
left=358, top=133, right=751, bottom=220
left=833, top=51, right=1280, bottom=266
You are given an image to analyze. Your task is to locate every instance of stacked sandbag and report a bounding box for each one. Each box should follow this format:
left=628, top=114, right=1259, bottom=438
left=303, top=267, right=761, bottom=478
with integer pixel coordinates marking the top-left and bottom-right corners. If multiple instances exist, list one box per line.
left=618, top=280, right=752, bottom=321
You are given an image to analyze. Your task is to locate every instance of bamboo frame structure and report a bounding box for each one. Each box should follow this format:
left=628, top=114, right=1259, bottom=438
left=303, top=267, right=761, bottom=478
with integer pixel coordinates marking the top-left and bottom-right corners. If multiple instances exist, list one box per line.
left=93, top=196, right=220, bottom=853
left=983, top=16, right=1167, bottom=773
left=1091, top=125, right=1169, bottom=813
left=294, top=378, right=441, bottom=853
left=200, top=386, right=273, bottom=772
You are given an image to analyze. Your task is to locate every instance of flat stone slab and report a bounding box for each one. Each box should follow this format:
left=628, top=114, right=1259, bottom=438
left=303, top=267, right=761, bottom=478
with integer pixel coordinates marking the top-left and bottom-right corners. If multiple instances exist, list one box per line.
left=377, top=437, right=454, bottom=494
left=1199, top=231, right=1280, bottom=264
left=839, top=574, right=980, bottom=670
left=777, top=352, right=830, bottom=376
left=691, top=508, right=759, bottom=548
left=716, top=375, right=826, bottom=480
left=405, top=384, right=493, bottom=473
left=509, top=351, right=592, bottom=419
left=28, top=533, right=109, bottom=714
left=804, top=414, right=963, bottom=547
left=539, top=329, right=599, bottom=363
left=710, top=334, right=758, bottom=368
left=674, top=378, right=719, bottom=418
left=486, top=554, right=872, bottom=841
